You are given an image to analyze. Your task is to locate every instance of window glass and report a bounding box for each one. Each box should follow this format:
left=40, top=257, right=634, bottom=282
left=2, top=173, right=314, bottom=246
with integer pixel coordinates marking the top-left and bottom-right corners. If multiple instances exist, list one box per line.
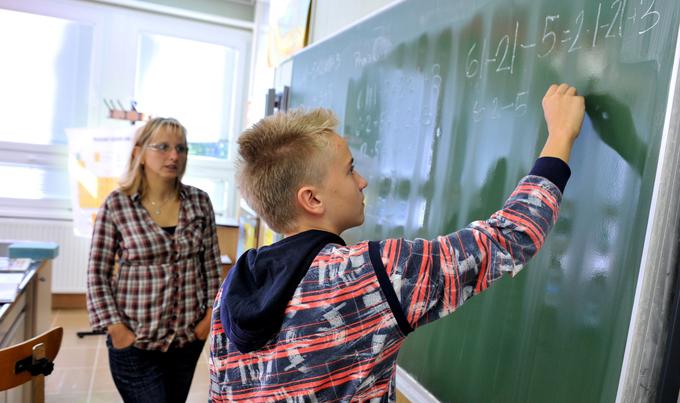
left=0, top=163, right=69, bottom=200
left=182, top=175, right=229, bottom=217
left=0, top=9, right=92, bottom=145
left=135, top=33, right=239, bottom=157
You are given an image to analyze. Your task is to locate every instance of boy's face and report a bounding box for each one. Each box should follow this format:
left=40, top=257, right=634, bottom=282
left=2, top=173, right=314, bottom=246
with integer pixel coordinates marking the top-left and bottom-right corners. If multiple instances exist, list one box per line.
left=321, top=134, right=368, bottom=233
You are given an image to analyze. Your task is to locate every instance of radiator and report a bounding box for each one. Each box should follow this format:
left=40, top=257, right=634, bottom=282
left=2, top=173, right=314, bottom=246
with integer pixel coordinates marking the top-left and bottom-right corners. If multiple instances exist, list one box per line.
left=0, top=218, right=90, bottom=293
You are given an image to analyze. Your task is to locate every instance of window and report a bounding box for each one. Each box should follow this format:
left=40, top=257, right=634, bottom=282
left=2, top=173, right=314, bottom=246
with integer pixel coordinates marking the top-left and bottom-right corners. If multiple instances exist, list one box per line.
left=0, top=0, right=251, bottom=221
left=0, top=9, right=92, bottom=146
left=136, top=33, right=238, bottom=150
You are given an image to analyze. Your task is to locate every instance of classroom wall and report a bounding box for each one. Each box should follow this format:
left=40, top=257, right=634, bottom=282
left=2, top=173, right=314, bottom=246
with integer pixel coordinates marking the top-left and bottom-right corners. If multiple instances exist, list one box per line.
left=309, top=0, right=399, bottom=44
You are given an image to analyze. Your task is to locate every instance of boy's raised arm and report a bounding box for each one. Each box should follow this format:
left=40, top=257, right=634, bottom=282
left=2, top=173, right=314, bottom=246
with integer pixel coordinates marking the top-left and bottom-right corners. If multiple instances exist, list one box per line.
left=373, top=83, right=585, bottom=332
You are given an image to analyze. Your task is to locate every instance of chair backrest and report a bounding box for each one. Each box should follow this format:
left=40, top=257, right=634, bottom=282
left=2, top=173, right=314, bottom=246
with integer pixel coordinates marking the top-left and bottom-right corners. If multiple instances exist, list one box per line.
left=0, top=326, right=63, bottom=401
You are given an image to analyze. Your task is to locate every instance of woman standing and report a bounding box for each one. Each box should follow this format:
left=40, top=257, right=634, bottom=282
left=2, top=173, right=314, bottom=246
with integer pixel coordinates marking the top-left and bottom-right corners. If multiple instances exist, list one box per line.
left=87, top=117, right=221, bottom=403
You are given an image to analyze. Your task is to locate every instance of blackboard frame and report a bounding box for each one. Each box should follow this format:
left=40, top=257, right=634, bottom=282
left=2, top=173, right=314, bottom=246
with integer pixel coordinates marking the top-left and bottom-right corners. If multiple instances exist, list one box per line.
left=616, top=21, right=680, bottom=402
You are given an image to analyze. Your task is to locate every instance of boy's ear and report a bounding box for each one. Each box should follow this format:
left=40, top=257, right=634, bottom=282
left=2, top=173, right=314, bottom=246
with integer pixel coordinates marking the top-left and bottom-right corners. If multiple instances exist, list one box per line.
left=296, top=185, right=325, bottom=216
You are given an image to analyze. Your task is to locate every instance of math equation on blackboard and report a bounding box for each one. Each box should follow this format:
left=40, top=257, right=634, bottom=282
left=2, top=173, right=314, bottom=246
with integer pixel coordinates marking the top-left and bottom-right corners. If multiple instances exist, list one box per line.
left=465, top=0, right=660, bottom=80
left=467, top=0, right=662, bottom=123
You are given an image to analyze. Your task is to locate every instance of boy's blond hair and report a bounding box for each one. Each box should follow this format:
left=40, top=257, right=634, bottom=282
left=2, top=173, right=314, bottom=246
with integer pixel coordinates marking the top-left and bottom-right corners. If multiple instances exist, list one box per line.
left=119, top=117, right=188, bottom=197
left=237, top=108, right=339, bottom=233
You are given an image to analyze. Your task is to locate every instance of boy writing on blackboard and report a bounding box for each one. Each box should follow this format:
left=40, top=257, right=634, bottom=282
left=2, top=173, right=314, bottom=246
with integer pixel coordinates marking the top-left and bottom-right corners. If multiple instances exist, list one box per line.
left=209, top=83, right=585, bottom=401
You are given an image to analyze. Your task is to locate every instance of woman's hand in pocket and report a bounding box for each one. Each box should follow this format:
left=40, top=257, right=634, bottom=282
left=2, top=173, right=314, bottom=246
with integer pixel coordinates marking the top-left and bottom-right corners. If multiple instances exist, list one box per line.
left=193, top=309, right=212, bottom=341
left=108, top=323, right=136, bottom=349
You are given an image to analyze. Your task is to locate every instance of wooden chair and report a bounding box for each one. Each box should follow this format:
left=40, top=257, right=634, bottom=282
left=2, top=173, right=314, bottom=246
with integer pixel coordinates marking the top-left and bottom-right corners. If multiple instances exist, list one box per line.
left=0, top=327, right=63, bottom=403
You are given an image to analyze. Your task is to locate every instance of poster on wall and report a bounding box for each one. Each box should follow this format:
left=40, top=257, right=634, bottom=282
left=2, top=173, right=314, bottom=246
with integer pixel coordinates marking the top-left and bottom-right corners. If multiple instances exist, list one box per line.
left=65, top=127, right=136, bottom=237
left=267, top=0, right=311, bottom=67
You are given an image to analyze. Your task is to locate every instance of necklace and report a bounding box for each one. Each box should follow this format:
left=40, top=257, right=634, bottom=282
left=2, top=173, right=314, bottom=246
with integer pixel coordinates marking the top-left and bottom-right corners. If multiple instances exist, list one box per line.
left=148, top=195, right=174, bottom=215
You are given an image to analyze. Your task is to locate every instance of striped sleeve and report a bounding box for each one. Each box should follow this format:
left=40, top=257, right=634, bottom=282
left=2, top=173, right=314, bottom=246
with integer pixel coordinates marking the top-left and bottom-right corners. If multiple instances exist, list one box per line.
left=380, top=175, right=562, bottom=330
left=86, top=196, right=123, bottom=330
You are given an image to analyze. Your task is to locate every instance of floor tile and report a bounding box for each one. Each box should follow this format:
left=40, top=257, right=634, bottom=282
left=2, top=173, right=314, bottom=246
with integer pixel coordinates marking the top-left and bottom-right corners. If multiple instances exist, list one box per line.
left=97, top=347, right=110, bottom=368
left=90, top=368, right=117, bottom=392
left=60, top=329, right=104, bottom=348
left=46, top=367, right=95, bottom=394
left=88, top=392, right=125, bottom=403
left=186, top=390, right=210, bottom=403
left=44, top=393, right=90, bottom=403
left=54, top=346, right=97, bottom=368
left=52, top=309, right=92, bottom=328
left=62, top=332, right=102, bottom=348
left=191, top=363, right=210, bottom=386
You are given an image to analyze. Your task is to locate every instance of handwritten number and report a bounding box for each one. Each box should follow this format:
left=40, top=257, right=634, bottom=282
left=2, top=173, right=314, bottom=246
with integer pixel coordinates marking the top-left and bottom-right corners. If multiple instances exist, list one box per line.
left=639, top=0, right=660, bottom=35
left=473, top=100, right=484, bottom=122
left=569, top=10, right=584, bottom=52
left=510, top=21, right=519, bottom=74
left=490, top=98, right=500, bottom=119
left=606, top=0, right=624, bottom=38
left=495, top=35, right=511, bottom=73
left=515, top=92, right=528, bottom=116
left=538, top=15, right=560, bottom=58
left=593, top=3, right=602, bottom=47
left=373, top=140, right=381, bottom=156
left=465, top=43, right=480, bottom=78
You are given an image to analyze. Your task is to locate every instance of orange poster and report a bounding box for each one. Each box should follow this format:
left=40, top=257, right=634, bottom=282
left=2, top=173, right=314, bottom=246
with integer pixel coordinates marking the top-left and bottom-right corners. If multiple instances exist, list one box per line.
left=267, top=0, right=311, bottom=67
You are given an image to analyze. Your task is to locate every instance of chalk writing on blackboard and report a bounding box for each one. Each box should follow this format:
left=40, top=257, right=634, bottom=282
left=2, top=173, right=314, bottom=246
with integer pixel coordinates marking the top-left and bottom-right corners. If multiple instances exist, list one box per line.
left=465, top=0, right=662, bottom=80
left=306, top=53, right=342, bottom=80
left=473, top=91, right=528, bottom=123
left=354, top=35, right=393, bottom=68
left=465, top=0, right=662, bottom=123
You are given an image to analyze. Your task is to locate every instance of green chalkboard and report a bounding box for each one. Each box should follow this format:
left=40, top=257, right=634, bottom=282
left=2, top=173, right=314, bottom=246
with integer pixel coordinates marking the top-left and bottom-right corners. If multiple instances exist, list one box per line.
left=287, top=0, right=680, bottom=401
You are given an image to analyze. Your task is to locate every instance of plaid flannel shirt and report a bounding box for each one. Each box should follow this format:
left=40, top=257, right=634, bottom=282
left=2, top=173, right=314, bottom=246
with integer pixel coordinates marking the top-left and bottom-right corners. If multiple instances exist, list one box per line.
left=87, top=184, right=221, bottom=351
left=209, top=175, right=562, bottom=402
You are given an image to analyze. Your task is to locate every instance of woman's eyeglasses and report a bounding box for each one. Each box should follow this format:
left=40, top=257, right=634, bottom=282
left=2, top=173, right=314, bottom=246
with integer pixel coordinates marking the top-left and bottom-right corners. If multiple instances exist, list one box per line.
left=147, top=143, right=189, bottom=154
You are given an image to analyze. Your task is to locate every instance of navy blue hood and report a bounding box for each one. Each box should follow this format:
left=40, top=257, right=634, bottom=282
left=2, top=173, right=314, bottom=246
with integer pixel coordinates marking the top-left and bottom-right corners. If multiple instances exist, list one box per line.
left=220, top=229, right=345, bottom=353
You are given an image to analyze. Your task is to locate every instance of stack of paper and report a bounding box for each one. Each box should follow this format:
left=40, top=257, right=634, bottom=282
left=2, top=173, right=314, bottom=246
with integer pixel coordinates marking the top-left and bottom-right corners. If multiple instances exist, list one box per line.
left=0, top=257, right=32, bottom=272
left=0, top=272, right=24, bottom=303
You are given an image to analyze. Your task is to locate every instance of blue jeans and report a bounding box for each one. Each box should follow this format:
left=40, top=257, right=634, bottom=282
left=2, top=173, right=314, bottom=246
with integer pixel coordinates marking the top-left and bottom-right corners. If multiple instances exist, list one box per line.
left=107, top=336, right=205, bottom=403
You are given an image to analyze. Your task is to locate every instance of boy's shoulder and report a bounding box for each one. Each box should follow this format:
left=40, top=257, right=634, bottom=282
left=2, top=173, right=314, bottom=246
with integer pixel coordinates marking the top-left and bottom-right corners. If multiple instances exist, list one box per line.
left=311, top=240, right=373, bottom=271
left=315, top=239, right=361, bottom=254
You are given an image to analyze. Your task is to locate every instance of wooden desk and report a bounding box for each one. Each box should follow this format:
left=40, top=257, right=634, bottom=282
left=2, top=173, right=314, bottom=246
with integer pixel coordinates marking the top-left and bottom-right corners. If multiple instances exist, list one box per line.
left=0, top=260, right=53, bottom=403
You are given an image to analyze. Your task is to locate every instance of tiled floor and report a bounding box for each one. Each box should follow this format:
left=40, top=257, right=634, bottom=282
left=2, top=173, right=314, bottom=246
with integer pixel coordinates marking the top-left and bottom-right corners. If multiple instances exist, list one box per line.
left=45, top=309, right=209, bottom=403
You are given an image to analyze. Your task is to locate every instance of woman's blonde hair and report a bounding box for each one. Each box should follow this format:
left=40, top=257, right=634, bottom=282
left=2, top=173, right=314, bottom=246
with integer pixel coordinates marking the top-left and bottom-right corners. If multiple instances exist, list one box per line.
left=237, top=108, right=339, bottom=233
left=119, top=117, right=188, bottom=197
